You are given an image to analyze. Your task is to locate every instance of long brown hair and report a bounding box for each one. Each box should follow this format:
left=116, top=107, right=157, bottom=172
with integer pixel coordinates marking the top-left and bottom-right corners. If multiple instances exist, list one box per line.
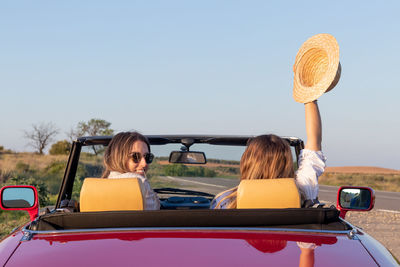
left=214, top=134, right=295, bottom=208
left=102, top=132, right=151, bottom=178
left=240, top=134, right=294, bottom=180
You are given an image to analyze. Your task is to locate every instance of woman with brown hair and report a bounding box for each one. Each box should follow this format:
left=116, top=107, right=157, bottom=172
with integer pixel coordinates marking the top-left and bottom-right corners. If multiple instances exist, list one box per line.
left=102, top=131, right=160, bottom=210
left=211, top=100, right=326, bottom=209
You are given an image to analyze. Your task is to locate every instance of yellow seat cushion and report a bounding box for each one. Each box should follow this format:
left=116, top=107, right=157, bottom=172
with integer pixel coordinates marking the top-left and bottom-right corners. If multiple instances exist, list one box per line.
left=80, top=178, right=144, bottom=212
left=237, top=178, right=301, bottom=209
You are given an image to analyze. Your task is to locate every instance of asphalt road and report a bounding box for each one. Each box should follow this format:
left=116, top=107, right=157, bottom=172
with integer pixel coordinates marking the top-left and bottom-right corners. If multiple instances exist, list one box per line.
left=160, top=176, right=400, bottom=211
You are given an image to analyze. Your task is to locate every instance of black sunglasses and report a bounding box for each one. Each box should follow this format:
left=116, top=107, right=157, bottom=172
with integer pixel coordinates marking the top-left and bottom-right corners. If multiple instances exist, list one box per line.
left=129, top=152, right=154, bottom=164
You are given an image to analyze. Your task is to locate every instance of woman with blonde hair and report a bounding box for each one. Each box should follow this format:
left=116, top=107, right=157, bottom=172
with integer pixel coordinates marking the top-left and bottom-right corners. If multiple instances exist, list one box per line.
left=102, top=131, right=160, bottom=210
left=211, top=101, right=326, bottom=209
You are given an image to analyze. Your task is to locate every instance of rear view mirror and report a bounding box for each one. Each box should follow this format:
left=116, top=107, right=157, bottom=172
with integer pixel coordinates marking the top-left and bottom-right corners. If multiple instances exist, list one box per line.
left=339, top=188, right=373, bottom=210
left=337, top=186, right=375, bottom=218
left=2, top=187, right=34, bottom=208
left=0, top=185, right=39, bottom=221
left=169, top=151, right=207, bottom=164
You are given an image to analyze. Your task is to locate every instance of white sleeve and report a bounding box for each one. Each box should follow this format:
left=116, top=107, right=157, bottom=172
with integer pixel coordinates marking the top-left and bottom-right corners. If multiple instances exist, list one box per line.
left=297, top=242, right=317, bottom=249
left=295, top=149, right=326, bottom=202
left=141, top=180, right=160, bottom=210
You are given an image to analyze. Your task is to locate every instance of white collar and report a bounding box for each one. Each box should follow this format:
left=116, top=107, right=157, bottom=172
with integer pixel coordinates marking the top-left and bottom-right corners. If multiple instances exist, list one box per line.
left=108, top=171, right=146, bottom=181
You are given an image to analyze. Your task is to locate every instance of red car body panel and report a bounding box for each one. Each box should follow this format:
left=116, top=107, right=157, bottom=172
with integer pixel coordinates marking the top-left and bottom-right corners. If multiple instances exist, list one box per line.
left=356, top=228, right=399, bottom=266
left=0, top=230, right=24, bottom=266
left=4, top=230, right=380, bottom=267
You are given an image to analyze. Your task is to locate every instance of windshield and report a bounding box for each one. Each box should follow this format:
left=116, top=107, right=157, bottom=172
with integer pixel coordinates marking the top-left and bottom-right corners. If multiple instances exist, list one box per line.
left=72, top=143, right=298, bottom=200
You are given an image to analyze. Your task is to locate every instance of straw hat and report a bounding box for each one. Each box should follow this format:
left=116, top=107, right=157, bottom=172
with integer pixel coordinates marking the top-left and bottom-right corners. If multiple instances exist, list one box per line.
left=293, top=33, right=341, bottom=103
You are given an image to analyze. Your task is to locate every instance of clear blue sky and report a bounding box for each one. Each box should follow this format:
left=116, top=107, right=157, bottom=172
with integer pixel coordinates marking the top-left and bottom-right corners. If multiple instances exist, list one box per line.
left=1, top=1, right=399, bottom=169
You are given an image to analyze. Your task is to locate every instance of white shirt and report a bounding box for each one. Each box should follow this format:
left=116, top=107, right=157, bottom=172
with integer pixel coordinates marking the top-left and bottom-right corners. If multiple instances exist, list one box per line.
left=210, top=187, right=236, bottom=209
left=295, top=149, right=326, bottom=202
left=211, top=149, right=326, bottom=209
left=108, top=171, right=160, bottom=210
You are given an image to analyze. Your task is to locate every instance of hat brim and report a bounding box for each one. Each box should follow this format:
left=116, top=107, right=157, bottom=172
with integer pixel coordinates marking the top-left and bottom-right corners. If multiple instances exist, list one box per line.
left=293, top=34, right=340, bottom=103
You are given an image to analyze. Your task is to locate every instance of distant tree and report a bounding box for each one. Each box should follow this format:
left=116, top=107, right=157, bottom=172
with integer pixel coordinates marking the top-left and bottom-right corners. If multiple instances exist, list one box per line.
left=78, top=119, right=114, bottom=136
left=49, top=140, right=71, bottom=155
left=0, top=145, right=13, bottom=154
left=70, top=119, right=114, bottom=155
left=24, top=122, right=59, bottom=154
left=66, top=127, right=80, bottom=143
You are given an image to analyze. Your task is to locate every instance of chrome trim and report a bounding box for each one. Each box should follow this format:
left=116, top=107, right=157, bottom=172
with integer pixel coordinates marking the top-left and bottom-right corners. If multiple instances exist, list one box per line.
left=348, top=229, right=359, bottom=240
left=20, top=230, right=33, bottom=242
left=22, top=226, right=351, bottom=236
left=339, top=218, right=361, bottom=240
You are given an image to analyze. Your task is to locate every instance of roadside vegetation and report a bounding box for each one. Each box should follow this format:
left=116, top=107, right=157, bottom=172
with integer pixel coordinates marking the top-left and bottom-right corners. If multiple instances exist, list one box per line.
left=319, top=172, right=400, bottom=192
left=0, top=150, right=240, bottom=239
left=0, top=211, right=29, bottom=239
left=1, top=148, right=399, bottom=239
left=148, top=158, right=240, bottom=179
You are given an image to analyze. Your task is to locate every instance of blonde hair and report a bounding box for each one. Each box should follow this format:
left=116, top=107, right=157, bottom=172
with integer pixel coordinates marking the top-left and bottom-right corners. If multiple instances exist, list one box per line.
left=214, top=135, right=294, bottom=209
left=102, top=132, right=151, bottom=178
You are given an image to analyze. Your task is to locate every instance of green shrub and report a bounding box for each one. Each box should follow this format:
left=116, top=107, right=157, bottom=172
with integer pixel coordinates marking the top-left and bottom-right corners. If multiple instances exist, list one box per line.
left=44, top=161, right=66, bottom=175
left=163, top=164, right=216, bottom=177
left=164, top=164, right=189, bottom=176
left=0, top=210, right=29, bottom=239
left=49, top=140, right=71, bottom=155
left=34, top=161, right=103, bottom=195
left=37, top=161, right=67, bottom=194
left=15, top=162, right=30, bottom=173
left=207, top=159, right=239, bottom=165
left=147, top=161, right=165, bottom=178
left=202, top=167, right=217, bottom=177
left=2, top=176, right=50, bottom=206
left=72, top=178, right=83, bottom=200
left=216, top=166, right=239, bottom=175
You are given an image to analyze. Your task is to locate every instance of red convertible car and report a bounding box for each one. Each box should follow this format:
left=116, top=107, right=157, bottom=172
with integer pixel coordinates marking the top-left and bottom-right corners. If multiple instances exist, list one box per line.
left=1, top=135, right=398, bottom=266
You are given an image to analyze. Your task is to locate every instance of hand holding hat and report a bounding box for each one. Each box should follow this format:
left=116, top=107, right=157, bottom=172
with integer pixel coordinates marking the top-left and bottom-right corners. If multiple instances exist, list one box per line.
left=293, top=34, right=341, bottom=103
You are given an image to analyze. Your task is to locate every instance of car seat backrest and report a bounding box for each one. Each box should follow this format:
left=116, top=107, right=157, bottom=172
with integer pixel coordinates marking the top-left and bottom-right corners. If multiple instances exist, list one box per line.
left=80, top=178, right=144, bottom=212
left=237, top=178, right=301, bottom=209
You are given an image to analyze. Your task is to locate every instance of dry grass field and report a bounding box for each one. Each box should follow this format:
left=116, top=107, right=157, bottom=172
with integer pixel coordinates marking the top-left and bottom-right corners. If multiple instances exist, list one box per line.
left=325, top=166, right=400, bottom=174
left=0, top=153, right=68, bottom=173
left=320, top=166, right=400, bottom=192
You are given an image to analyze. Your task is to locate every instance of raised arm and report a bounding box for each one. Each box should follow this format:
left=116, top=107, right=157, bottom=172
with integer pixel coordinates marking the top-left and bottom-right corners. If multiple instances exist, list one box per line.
left=304, top=101, right=322, bottom=151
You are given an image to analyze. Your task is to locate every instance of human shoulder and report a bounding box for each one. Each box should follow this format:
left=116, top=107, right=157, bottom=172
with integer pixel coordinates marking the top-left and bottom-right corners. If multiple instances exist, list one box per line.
left=211, top=187, right=237, bottom=209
